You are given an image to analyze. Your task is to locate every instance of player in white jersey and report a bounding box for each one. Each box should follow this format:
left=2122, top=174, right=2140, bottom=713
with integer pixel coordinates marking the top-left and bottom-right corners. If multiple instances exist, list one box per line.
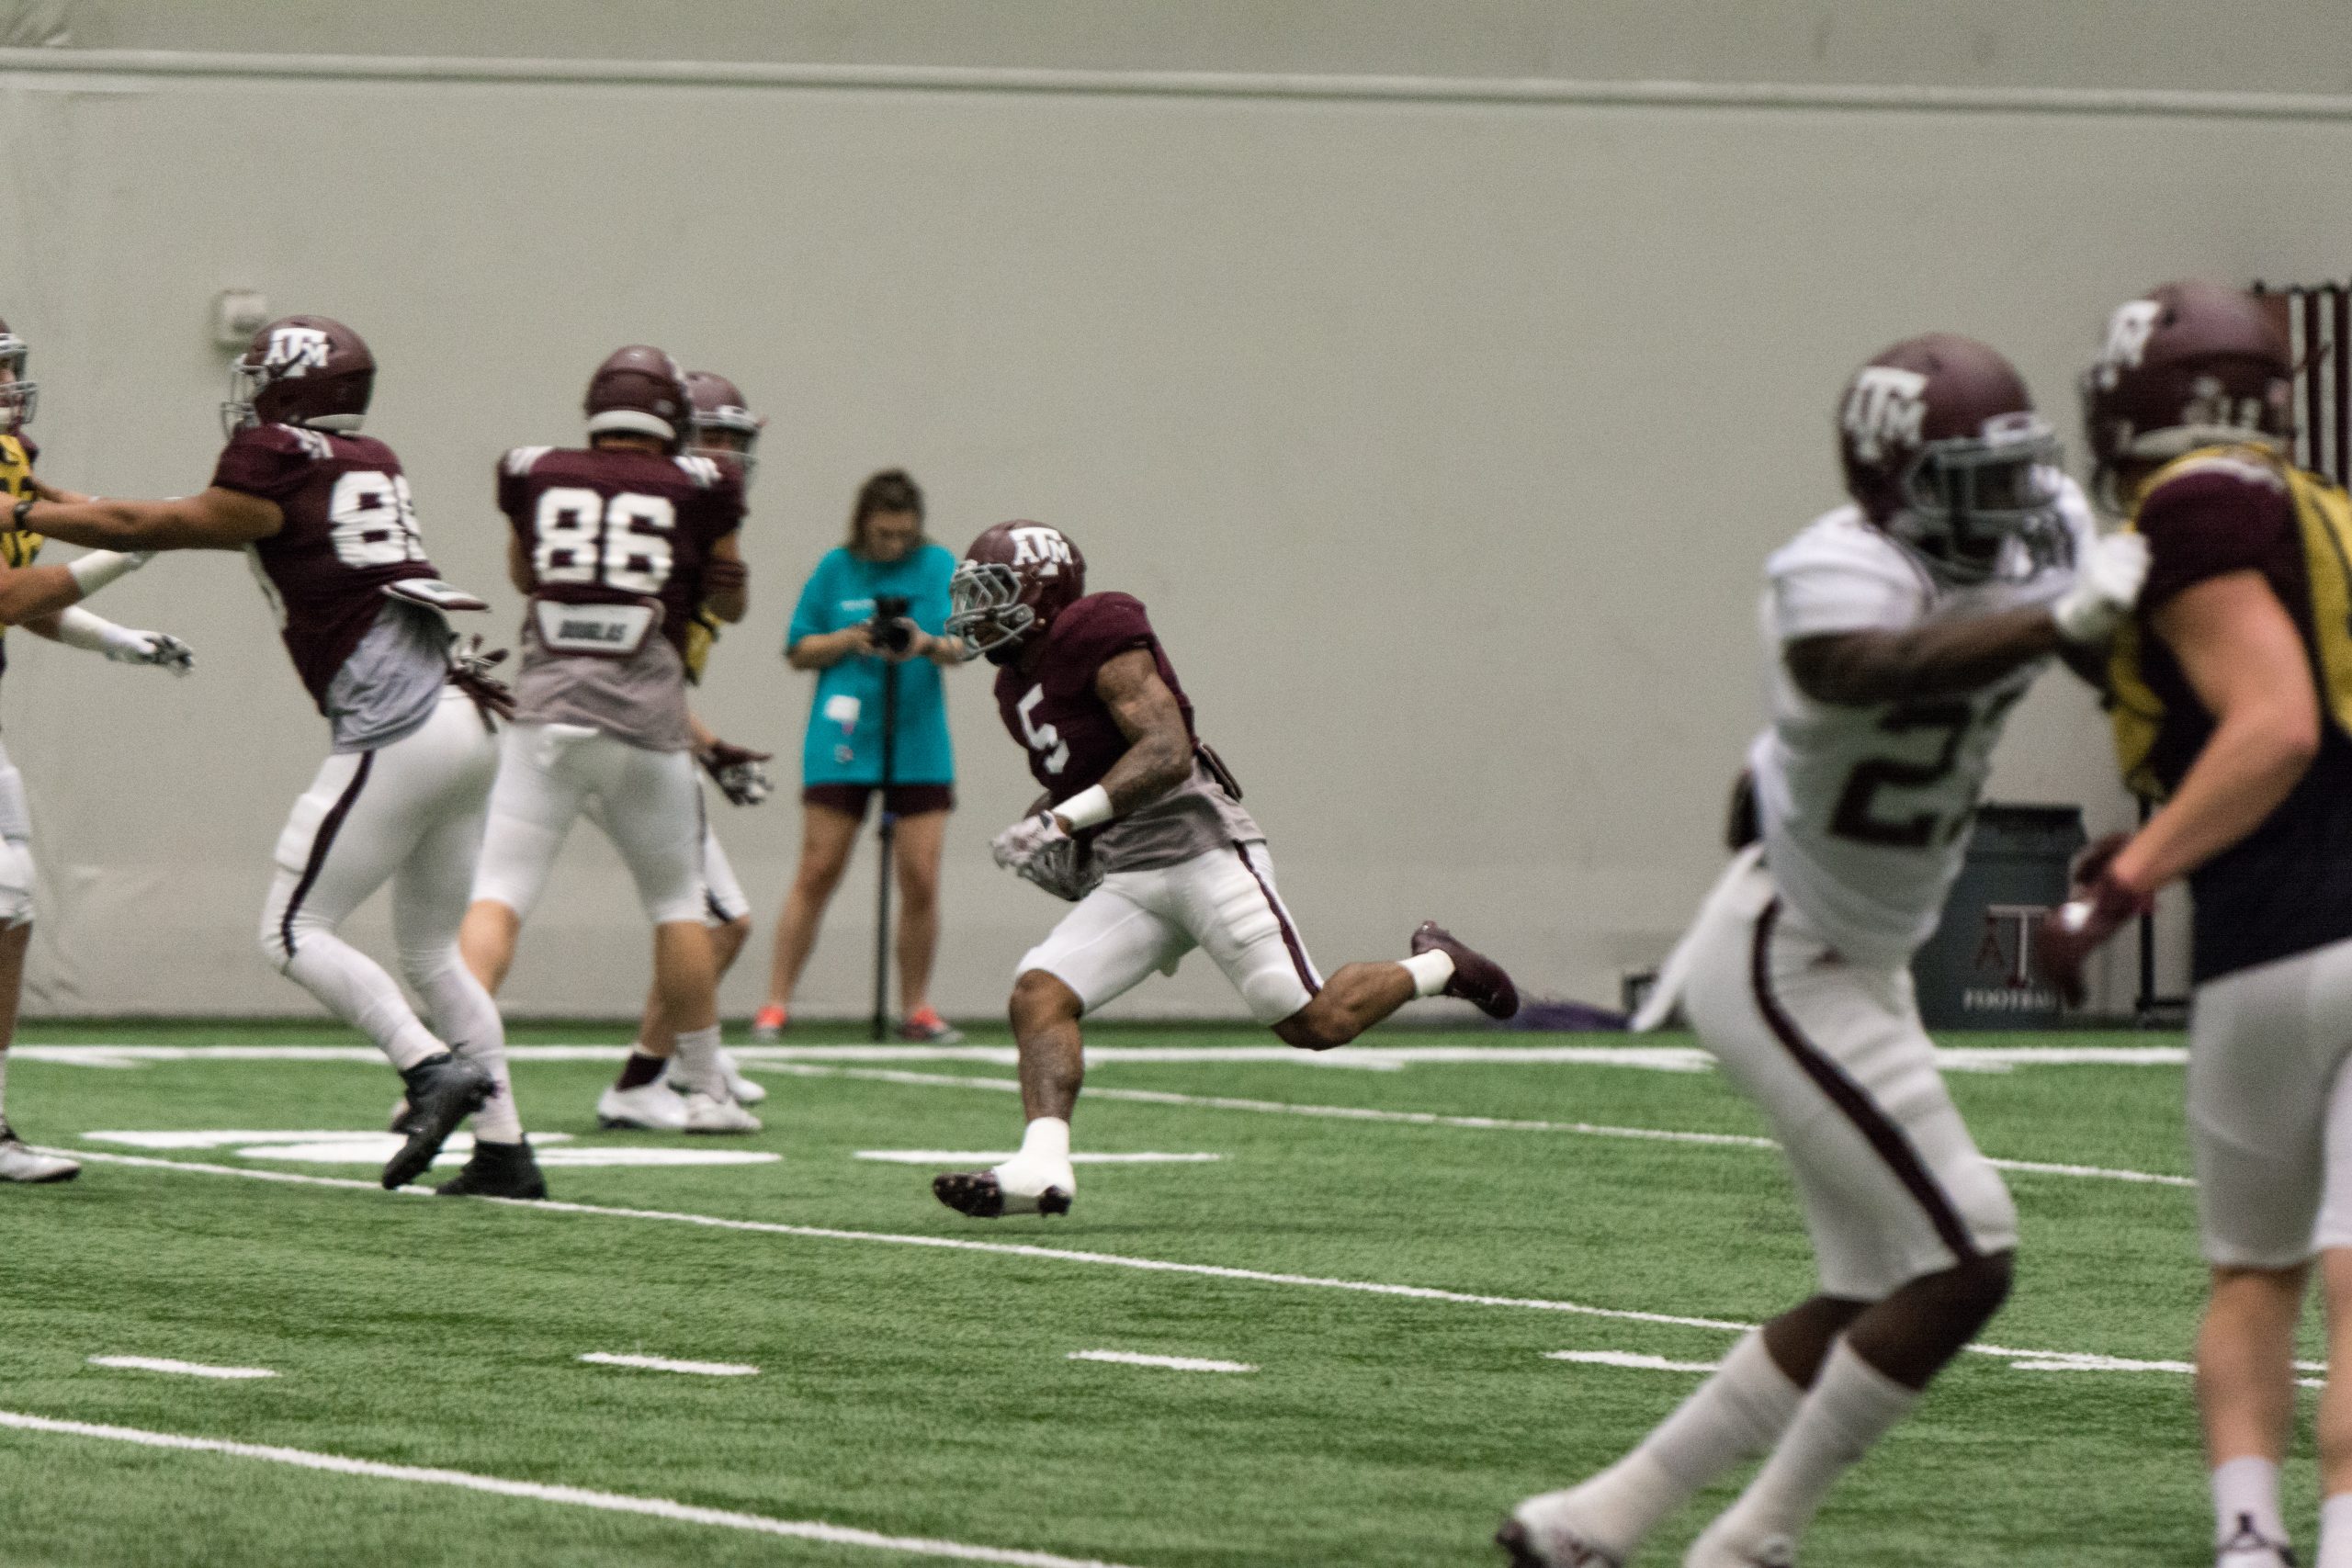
left=1501, top=335, right=2150, bottom=1568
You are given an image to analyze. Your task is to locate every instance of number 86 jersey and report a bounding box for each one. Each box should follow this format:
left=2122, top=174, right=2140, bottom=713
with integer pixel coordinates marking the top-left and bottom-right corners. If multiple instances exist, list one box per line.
left=1747, top=480, right=2095, bottom=969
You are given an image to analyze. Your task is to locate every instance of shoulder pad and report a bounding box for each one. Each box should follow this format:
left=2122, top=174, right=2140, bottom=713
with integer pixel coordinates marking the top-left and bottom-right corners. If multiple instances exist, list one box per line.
left=672, top=454, right=721, bottom=488
left=503, top=446, right=554, bottom=478
left=258, top=423, right=339, bottom=462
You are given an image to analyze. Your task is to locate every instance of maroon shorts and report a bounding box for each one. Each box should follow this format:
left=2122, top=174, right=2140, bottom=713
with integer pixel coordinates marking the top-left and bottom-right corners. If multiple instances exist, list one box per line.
left=803, top=784, right=956, bottom=821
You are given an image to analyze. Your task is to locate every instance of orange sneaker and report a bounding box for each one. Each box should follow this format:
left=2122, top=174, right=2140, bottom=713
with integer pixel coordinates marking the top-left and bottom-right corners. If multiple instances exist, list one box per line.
left=898, top=1007, right=965, bottom=1044
left=750, top=1004, right=787, bottom=1043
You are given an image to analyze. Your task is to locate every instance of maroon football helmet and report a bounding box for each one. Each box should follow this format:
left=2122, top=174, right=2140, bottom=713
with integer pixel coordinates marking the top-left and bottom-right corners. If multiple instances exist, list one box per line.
left=684, top=369, right=765, bottom=483
left=1837, top=333, right=2064, bottom=578
left=585, top=345, right=688, bottom=449
left=947, top=521, right=1088, bottom=664
left=0, top=315, right=34, bottom=435
left=2081, top=280, right=2292, bottom=510
left=222, top=315, right=375, bottom=439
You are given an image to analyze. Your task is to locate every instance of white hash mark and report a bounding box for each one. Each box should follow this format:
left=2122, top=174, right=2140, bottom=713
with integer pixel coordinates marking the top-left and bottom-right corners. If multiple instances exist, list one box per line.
left=1546, top=1350, right=1720, bottom=1373
left=1068, top=1351, right=1256, bottom=1373
left=87, top=1357, right=276, bottom=1380
left=578, top=1353, right=758, bottom=1377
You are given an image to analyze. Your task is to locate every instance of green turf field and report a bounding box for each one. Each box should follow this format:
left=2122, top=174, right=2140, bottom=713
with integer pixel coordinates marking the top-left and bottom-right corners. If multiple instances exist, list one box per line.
left=0, top=1021, right=2280, bottom=1565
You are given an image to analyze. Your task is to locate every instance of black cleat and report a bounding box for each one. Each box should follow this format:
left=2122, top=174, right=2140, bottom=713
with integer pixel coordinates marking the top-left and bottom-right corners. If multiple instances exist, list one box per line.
left=381, top=1052, right=492, bottom=1190
left=387, top=1097, right=421, bottom=1135
left=435, top=1136, right=548, bottom=1200
left=1414, top=920, right=1521, bottom=1020
left=932, top=1169, right=1071, bottom=1219
left=1495, top=1516, right=1621, bottom=1568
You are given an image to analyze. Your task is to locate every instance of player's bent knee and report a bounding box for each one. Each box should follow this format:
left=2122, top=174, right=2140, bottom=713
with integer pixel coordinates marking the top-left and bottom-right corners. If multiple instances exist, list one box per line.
left=1011, top=968, right=1081, bottom=1024
left=1272, top=1003, right=1351, bottom=1052
left=1918, top=1249, right=2015, bottom=1330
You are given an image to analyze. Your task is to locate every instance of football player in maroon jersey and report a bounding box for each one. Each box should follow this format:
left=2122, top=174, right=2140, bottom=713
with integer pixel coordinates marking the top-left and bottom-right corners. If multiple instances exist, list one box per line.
left=458, top=346, right=761, bottom=1134
left=591, top=368, right=774, bottom=1131
left=930, top=520, right=1519, bottom=1219
left=0, top=315, right=196, bottom=1183
left=15, top=314, right=540, bottom=1197
left=2036, top=282, right=2352, bottom=1568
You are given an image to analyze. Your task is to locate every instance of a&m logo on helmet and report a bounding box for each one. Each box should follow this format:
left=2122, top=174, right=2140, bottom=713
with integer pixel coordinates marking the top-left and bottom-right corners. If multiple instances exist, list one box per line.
left=264, top=326, right=334, bottom=378
left=2093, top=299, right=2163, bottom=388
left=1009, top=525, right=1074, bottom=576
left=1841, top=367, right=1928, bottom=464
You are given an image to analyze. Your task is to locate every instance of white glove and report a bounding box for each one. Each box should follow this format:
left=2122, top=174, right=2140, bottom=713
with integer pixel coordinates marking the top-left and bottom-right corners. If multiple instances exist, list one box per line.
left=2051, top=532, right=2151, bottom=646
left=990, top=809, right=1069, bottom=874
left=106, top=628, right=195, bottom=674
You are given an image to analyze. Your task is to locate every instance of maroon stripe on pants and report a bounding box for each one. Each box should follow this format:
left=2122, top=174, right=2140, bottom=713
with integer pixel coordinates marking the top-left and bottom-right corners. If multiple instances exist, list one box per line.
left=1234, top=842, right=1318, bottom=996
left=1748, top=897, right=1977, bottom=1263
left=278, top=751, right=376, bottom=960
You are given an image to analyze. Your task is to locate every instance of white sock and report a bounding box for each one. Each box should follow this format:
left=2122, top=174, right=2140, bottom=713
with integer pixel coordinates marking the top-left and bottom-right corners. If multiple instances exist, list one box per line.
left=1016, top=1116, right=1071, bottom=1165
left=2316, top=1490, right=2352, bottom=1567
left=1702, top=1341, right=1918, bottom=1550
left=408, top=946, right=521, bottom=1142
left=1401, top=950, right=1454, bottom=998
left=671, top=1024, right=723, bottom=1092
left=1531, top=1332, right=1803, bottom=1556
left=2213, top=1456, right=2289, bottom=1558
left=282, top=929, right=442, bottom=1070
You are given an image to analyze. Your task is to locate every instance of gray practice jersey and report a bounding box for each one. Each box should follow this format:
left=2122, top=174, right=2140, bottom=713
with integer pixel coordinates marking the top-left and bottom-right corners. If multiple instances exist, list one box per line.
left=513, top=627, right=694, bottom=753
left=325, top=597, right=453, bottom=753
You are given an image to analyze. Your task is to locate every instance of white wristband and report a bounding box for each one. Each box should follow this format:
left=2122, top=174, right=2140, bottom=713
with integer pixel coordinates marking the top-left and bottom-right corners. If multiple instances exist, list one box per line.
left=1057, top=784, right=1114, bottom=829
left=66, top=549, right=151, bottom=597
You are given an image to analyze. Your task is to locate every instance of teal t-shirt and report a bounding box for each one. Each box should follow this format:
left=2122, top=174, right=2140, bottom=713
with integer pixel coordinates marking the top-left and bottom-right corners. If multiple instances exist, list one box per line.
left=788, top=543, right=958, bottom=786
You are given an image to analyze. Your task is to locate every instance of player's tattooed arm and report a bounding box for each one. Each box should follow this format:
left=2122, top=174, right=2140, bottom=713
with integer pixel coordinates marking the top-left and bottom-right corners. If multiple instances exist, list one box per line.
left=20, top=488, right=280, bottom=551
left=1083, top=648, right=1193, bottom=819
left=1784, top=607, right=2063, bottom=705
left=703, top=535, right=748, bottom=625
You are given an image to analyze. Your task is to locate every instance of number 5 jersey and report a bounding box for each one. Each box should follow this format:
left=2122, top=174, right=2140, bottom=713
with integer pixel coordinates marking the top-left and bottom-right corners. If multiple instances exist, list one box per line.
left=495, top=444, right=743, bottom=753
left=1748, top=477, right=2097, bottom=968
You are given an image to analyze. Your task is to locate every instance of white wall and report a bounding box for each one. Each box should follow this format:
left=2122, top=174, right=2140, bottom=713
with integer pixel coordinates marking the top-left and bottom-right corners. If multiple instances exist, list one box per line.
left=2, top=51, right=2338, bottom=1017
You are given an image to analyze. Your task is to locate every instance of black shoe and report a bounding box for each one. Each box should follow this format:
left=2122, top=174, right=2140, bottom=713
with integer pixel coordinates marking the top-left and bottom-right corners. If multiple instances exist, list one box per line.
left=435, top=1136, right=547, bottom=1200
left=932, top=1169, right=1071, bottom=1219
left=1412, top=920, right=1521, bottom=1020
left=381, top=1052, right=492, bottom=1190
left=1495, top=1517, right=1622, bottom=1568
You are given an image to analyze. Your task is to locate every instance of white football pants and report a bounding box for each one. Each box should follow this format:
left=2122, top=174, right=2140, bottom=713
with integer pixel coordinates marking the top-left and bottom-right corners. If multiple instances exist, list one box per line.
left=1678, top=847, right=2018, bottom=1300
left=2190, top=934, right=2352, bottom=1268
left=260, top=691, right=513, bottom=1116
left=0, top=738, right=37, bottom=930
left=1021, top=841, right=1322, bottom=1024
left=582, top=783, right=748, bottom=929
left=471, top=722, right=706, bottom=927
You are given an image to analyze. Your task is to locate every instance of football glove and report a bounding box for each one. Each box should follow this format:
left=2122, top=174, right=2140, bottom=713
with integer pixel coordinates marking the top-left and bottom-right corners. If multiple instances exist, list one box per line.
left=2051, top=533, right=2151, bottom=646
left=991, top=810, right=1100, bottom=901
left=2032, top=831, right=2154, bottom=1008
left=447, top=636, right=517, bottom=727
left=701, top=739, right=774, bottom=807
left=106, top=628, right=194, bottom=675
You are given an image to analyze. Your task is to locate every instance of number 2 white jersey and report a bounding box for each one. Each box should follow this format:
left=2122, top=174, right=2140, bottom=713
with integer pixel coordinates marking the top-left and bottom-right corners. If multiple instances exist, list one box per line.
left=1747, top=478, right=2095, bottom=968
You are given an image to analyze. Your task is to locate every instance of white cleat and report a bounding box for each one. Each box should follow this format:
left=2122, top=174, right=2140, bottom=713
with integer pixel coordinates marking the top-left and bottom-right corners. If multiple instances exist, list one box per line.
left=678, top=1088, right=762, bottom=1134
left=2217, top=1513, right=2298, bottom=1567
left=597, top=1079, right=691, bottom=1132
left=1683, top=1524, right=1795, bottom=1568
left=1496, top=1493, right=1626, bottom=1568
left=0, top=1124, right=79, bottom=1184
left=714, top=1047, right=766, bottom=1106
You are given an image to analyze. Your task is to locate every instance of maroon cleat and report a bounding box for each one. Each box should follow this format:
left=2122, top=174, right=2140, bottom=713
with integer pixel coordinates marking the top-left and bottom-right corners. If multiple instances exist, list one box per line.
left=1413, top=920, right=1520, bottom=1020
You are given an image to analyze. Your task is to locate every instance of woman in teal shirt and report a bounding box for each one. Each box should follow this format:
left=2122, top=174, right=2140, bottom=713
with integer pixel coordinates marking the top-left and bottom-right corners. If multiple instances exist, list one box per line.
left=754, top=470, right=965, bottom=1042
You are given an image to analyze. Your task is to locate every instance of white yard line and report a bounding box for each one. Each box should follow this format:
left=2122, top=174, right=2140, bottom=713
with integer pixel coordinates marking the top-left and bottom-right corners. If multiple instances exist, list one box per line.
left=1067, top=1350, right=1256, bottom=1373
left=577, top=1353, right=758, bottom=1377
left=50, top=1146, right=2208, bottom=1383
left=0, top=1409, right=1138, bottom=1567
left=854, top=1151, right=1221, bottom=1166
left=86, top=1356, right=276, bottom=1380
left=1547, top=1350, right=1721, bottom=1373
left=14, top=1042, right=2190, bottom=1073
left=756, top=1063, right=2198, bottom=1188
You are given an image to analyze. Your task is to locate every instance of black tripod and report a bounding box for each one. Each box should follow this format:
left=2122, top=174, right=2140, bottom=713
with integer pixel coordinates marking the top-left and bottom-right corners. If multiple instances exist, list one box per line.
left=869, top=604, right=909, bottom=1043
